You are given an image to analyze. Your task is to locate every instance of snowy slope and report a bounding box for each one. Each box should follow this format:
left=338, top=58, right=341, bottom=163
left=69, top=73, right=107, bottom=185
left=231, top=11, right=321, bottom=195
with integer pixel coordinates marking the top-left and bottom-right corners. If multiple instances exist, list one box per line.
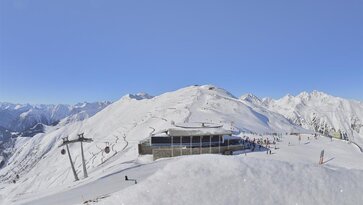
left=2, top=131, right=363, bottom=205
left=1, top=86, right=362, bottom=205
left=7, top=133, right=363, bottom=205
left=93, top=155, right=363, bottom=205
left=248, top=91, right=363, bottom=147
left=0, top=102, right=111, bottom=170
left=0, top=85, right=307, bottom=204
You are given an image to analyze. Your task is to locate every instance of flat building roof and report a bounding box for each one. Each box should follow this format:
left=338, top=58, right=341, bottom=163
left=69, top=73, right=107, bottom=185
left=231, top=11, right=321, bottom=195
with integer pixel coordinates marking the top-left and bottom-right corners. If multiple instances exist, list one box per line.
left=153, top=127, right=232, bottom=137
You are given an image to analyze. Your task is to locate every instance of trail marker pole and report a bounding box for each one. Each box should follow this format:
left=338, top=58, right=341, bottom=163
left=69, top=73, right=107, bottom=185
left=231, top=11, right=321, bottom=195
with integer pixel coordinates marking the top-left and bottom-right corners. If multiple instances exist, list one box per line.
left=319, top=150, right=324, bottom=165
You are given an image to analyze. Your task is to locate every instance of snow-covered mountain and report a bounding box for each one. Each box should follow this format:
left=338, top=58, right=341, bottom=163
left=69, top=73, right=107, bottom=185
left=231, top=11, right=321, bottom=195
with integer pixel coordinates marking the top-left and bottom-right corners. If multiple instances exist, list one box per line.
left=240, top=91, right=363, bottom=147
left=0, top=101, right=111, bottom=170
left=240, top=93, right=263, bottom=106
left=0, top=102, right=112, bottom=133
left=0, top=85, right=306, bottom=200
left=0, top=85, right=362, bottom=205
left=124, top=92, right=154, bottom=100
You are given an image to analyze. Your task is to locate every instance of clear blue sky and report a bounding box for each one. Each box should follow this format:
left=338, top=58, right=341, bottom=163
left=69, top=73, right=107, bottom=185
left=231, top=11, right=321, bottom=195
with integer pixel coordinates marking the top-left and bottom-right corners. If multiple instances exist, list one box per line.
left=0, top=0, right=362, bottom=104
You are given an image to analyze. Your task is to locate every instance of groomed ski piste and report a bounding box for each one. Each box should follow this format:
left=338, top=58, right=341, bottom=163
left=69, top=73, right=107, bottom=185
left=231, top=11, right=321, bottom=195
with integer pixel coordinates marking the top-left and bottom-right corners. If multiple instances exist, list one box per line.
left=0, top=85, right=362, bottom=205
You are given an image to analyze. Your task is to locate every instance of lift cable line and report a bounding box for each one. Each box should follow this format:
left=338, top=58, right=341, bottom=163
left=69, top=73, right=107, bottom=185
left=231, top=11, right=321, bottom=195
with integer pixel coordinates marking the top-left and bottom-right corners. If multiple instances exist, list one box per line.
left=59, top=133, right=93, bottom=181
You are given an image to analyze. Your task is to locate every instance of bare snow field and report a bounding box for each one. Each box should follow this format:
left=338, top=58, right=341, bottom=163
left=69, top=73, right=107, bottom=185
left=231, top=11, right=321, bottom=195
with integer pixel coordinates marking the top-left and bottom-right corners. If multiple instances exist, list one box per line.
left=93, top=155, right=363, bottom=205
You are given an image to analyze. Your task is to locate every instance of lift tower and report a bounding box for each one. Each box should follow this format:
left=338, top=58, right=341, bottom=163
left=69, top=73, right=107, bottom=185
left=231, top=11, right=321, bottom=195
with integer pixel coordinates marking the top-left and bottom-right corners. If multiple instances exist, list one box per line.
left=59, top=133, right=93, bottom=181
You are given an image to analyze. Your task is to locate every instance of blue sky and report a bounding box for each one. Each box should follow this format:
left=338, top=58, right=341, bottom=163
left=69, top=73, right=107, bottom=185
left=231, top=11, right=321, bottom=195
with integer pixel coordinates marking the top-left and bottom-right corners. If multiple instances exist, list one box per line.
left=0, top=0, right=362, bottom=104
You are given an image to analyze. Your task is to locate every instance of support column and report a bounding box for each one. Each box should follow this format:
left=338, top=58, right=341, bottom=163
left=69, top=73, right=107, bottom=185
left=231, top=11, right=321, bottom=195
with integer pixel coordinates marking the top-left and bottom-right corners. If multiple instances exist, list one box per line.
left=209, top=135, right=212, bottom=154
left=180, top=137, right=182, bottom=156
left=171, top=136, right=174, bottom=157
left=66, top=144, right=79, bottom=181
left=219, top=135, right=221, bottom=154
left=80, top=141, right=88, bottom=178
left=200, top=136, right=202, bottom=154
left=190, top=136, right=192, bottom=155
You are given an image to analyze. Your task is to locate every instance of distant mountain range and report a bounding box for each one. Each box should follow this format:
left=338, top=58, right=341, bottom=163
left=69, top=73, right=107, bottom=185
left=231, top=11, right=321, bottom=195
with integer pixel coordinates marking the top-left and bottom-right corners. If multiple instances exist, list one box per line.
left=0, top=101, right=111, bottom=133
left=240, top=91, right=363, bottom=145
left=0, top=101, right=111, bottom=167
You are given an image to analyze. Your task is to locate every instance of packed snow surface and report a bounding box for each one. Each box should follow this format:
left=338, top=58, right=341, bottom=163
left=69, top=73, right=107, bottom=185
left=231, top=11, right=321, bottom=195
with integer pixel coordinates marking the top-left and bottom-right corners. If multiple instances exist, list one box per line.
left=94, top=155, right=363, bottom=205
left=2, top=133, right=362, bottom=205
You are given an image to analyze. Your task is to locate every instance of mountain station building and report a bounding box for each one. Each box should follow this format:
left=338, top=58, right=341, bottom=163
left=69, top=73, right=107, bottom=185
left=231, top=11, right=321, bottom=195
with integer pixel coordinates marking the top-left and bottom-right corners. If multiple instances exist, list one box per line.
left=138, top=125, right=246, bottom=160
